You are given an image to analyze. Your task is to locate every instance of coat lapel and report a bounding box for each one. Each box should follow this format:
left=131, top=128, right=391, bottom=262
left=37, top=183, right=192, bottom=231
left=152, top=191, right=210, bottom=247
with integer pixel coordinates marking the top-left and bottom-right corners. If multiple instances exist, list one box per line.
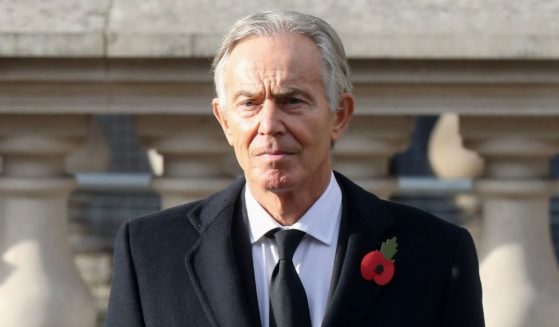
left=322, top=173, right=396, bottom=327
left=184, top=179, right=257, bottom=327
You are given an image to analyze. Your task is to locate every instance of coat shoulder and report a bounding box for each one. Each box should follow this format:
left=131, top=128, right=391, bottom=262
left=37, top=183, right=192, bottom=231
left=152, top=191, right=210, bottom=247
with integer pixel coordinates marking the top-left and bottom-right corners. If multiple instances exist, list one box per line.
left=379, top=198, right=477, bottom=270
left=122, top=176, right=246, bottom=248
left=382, top=199, right=469, bottom=241
left=335, top=171, right=473, bottom=252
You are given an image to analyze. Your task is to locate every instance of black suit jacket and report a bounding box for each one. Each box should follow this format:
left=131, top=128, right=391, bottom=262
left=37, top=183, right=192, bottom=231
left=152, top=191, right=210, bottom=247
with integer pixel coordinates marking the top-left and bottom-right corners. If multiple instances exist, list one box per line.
left=106, top=173, right=484, bottom=326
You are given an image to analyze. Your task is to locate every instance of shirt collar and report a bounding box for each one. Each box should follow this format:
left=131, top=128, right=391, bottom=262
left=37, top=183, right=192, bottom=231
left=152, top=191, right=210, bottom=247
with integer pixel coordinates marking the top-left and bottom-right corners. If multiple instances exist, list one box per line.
left=245, top=172, right=342, bottom=246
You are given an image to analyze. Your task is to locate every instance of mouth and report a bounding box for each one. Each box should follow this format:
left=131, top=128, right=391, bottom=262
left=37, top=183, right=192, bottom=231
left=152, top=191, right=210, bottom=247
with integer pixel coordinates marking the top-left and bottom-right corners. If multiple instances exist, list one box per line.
left=256, top=150, right=295, bottom=160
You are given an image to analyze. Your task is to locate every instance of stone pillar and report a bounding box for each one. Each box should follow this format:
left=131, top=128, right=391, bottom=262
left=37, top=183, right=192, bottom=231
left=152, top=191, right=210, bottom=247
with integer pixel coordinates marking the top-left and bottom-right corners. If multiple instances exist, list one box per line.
left=0, top=115, right=96, bottom=327
left=460, top=116, right=559, bottom=327
left=334, top=115, right=413, bottom=198
left=137, top=114, right=238, bottom=209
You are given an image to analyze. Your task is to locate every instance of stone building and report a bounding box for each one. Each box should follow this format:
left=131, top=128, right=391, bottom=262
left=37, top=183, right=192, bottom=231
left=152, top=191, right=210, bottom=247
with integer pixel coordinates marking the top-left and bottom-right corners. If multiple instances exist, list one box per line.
left=1, top=1, right=559, bottom=327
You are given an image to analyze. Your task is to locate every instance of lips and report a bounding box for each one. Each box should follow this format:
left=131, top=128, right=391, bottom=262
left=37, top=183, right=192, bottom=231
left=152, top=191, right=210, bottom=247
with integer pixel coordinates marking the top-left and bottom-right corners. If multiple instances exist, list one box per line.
left=254, top=147, right=296, bottom=156
left=257, top=151, right=293, bottom=158
left=259, top=150, right=293, bottom=156
left=255, top=149, right=295, bottom=161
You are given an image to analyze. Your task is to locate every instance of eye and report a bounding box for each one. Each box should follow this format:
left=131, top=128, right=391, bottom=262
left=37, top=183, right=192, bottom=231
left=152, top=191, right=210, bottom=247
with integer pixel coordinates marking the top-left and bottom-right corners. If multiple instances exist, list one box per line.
left=238, top=99, right=259, bottom=110
left=279, top=96, right=305, bottom=107
left=286, top=97, right=303, bottom=105
left=242, top=100, right=254, bottom=107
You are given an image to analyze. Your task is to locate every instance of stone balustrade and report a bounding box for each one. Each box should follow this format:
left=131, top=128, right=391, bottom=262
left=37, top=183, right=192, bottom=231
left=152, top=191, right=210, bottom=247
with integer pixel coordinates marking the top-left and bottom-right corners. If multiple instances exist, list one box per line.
left=136, top=114, right=238, bottom=208
left=1, top=57, right=559, bottom=327
left=0, top=115, right=96, bottom=327
left=461, top=117, right=559, bottom=326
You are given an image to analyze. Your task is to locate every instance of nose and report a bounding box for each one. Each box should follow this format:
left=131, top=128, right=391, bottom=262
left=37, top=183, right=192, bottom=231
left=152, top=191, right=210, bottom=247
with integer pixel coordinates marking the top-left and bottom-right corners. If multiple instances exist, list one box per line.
left=257, top=99, right=285, bottom=136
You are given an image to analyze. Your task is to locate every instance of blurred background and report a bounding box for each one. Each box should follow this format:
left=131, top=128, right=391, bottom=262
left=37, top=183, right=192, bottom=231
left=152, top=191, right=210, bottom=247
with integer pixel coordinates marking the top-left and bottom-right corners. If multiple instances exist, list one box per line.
left=1, top=1, right=559, bottom=326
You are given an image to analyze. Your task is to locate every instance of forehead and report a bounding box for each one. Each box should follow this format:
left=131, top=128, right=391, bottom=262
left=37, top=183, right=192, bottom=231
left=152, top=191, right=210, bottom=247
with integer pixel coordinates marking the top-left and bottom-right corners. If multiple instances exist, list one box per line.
left=224, top=33, right=324, bottom=92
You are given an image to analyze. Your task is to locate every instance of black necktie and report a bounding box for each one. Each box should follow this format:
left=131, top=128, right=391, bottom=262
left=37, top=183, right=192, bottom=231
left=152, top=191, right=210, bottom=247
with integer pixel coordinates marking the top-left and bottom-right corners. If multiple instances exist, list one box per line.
left=267, top=228, right=312, bottom=327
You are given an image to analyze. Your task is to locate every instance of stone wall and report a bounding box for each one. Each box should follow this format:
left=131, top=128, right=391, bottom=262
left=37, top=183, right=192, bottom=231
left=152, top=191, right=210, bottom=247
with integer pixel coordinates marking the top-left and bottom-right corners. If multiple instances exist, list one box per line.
left=1, top=0, right=559, bottom=58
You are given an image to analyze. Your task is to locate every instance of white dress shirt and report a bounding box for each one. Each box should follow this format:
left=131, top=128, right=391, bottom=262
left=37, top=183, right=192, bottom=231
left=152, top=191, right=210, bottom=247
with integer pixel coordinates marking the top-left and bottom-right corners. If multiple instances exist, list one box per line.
left=245, top=172, right=342, bottom=327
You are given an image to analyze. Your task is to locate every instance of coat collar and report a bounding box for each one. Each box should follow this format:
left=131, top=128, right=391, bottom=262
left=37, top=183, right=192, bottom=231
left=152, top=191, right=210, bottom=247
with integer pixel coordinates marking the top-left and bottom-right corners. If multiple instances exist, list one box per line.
left=321, top=172, right=396, bottom=327
left=184, top=173, right=396, bottom=327
left=184, top=177, right=257, bottom=327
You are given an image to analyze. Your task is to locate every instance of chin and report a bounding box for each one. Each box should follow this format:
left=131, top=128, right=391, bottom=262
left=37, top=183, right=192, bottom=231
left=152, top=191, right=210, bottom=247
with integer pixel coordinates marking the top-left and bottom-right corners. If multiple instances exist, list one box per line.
left=255, top=170, right=297, bottom=193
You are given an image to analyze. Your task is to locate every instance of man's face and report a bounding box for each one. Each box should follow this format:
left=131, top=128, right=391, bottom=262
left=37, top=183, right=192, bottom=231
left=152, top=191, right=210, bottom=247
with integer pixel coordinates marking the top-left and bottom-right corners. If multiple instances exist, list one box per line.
left=213, top=33, right=353, bottom=195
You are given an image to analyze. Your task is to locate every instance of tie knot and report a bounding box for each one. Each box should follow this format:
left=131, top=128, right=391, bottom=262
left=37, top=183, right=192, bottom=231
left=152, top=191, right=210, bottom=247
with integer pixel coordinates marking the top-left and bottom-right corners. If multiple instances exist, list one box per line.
left=267, top=228, right=306, bottom=260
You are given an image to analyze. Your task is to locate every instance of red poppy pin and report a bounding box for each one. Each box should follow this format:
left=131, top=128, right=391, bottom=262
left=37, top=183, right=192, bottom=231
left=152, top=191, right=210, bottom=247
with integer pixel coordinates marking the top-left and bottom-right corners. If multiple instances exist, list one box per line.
left=361, top=237, right=398, bottom=286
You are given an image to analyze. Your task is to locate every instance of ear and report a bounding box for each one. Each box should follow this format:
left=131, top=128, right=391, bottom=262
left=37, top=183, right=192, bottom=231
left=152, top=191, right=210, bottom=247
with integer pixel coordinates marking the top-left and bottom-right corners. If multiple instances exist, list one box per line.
left=331, top=93, right=354, bottom=143
left=212, top=98, right=233, bottom=146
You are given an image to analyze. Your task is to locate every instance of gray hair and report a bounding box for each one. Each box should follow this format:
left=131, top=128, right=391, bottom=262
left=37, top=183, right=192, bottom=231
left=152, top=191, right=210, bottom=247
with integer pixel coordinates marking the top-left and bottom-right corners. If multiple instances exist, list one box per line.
left=212, top=10, right=352, bottom=111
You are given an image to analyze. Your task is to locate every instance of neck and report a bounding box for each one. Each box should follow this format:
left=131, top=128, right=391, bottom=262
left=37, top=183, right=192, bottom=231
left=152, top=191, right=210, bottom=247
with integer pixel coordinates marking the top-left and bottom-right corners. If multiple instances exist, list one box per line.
left=248, top=172, right=332, bottom=226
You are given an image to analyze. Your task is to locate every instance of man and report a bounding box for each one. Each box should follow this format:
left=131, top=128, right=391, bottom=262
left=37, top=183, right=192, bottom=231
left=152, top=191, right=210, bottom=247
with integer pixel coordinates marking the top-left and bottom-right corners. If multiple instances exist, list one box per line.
left=106, top=10, right=484, bottom=327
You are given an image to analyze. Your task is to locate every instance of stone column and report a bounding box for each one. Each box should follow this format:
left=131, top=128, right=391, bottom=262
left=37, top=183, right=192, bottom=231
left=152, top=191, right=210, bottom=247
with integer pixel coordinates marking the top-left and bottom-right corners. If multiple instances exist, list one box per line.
left=460, top=116, right=559, bottom=327
left=137, top=114, right=238, bottom=209
left=334, top=115, right=413, bottom=199
left=0, top=115, right=96, bottom=327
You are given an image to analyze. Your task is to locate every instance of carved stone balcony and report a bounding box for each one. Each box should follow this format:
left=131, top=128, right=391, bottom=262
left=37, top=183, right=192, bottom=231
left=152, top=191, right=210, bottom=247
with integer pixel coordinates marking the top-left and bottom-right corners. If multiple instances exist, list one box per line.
left=1, top=57, right=559, bottom=326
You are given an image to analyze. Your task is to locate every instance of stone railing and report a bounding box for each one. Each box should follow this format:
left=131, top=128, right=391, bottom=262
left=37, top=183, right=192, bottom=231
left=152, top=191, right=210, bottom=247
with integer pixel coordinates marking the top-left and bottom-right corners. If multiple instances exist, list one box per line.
left=1, top=57, right=559, bottom=327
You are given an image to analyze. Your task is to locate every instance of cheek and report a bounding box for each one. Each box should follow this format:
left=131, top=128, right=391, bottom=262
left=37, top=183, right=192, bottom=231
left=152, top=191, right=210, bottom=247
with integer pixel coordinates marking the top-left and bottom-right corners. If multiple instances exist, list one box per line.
left=230, top=119, right=258, bottom=153
left=229, top=135, right=250, bottom=171
left=307, top=116, right=335, bottom=145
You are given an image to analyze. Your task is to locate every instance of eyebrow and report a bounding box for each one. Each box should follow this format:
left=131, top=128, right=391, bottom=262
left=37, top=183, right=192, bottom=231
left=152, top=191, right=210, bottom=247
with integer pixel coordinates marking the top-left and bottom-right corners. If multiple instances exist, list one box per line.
left=231, top=90, right=260, bottom=101
left=232, top=87, right=314, bottom=101
left=275, top=88, right=313, bottom=100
